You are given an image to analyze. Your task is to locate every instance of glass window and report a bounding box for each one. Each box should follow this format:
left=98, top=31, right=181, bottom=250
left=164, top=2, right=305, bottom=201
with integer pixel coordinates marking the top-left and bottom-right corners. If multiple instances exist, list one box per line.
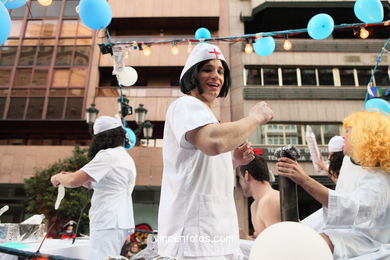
left=308, top=125, right=322, bottom=145
left=73, top=46, right=90, bottom=65
left=318, top=68, right=334, bottom=86
left=339, top=68, right=355, bottom=86
left=0, top=46, right=18, bottom=66
left=10, top=5, right=26, bottom=19
left=0, top=69, right=12, bottom=86
left=374, top=68, right=390, bottom=86
left=26, top=97, right=44, bottom=119
left=52, top=69, right=70, bottom=87
left=263, top=68, right=278, bottom=85
left=18, top=46, right=37, bottom=66
left=55, top=46, right=74, bottom=65
left=69, top=68, right=87, bottom=86
left=323, top=125, right=340, bottom=144
left=246, top=69, right=260, bottom=85
left=14, top=69, right=32, bottom=86
left=65, top=97, right=83, bottom=119
left=46, top=0, right=62, bottom=17
left=9, top=20, right=23, bottom=37
left=25, top=21, right=42, bottom=38
left=41, top=20, right=58, bottom=37
left=61, top=20, right=78, bottom=37
left=282, top=68, right=297, bottom=86
left=32, top=69, right=49, bottom=86
left=46, top=97, right=64, bottom=119
left=36, top=46, right=54, bottom=65
left=356, top=68, right=371, bottom=86
left=7, top=97, right=26, bottom=119
left=30, top=1, right=45, bottom=17
left=77, top=23, right=93, bottom=37
left=64, top=0, right=78, bottom=17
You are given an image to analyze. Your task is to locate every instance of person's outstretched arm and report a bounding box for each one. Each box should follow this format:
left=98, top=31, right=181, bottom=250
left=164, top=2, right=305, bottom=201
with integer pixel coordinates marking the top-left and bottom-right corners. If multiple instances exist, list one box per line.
left=51, top=170, right=92, bottom=188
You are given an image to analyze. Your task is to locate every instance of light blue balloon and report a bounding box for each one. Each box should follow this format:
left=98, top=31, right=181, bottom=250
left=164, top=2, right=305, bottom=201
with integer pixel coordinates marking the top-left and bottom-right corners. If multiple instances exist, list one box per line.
left=0, top=2, right=11, bottom=45
left=365, top=98, right=390, bottom=114
left=1, top=0, right=26, bottom=9
left=307, top=13, right=334, bottom=40
left=195, top=28, right=211, bottom=40
left=253, top=37, right=275, bottom=56
left=354, top=0, right=384, bottom=23
left=124, top=128, right=136, bottom=150
left=79, top=0, right=112, bottom=30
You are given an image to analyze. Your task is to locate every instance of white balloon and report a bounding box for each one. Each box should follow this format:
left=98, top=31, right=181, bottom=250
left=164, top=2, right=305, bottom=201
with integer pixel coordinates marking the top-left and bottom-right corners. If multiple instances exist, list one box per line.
left=250, top=222, right=333, bottom=260
left=116, top=66, right=138, bottom=87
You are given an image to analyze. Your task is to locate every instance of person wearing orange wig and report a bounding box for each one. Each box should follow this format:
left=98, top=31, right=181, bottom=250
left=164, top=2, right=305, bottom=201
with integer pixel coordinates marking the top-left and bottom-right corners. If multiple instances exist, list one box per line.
left=277, top=111, right=390, bottom=259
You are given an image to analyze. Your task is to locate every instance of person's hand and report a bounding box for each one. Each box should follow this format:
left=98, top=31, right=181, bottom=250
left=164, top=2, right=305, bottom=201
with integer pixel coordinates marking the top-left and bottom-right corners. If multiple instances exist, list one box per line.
left=276, top=157, right=310, bottom=186
left=51, top=171, right=65, bottom=187
left=233, top=142, right=254, bottom=168
left=248, top=101, right=274, bottom=125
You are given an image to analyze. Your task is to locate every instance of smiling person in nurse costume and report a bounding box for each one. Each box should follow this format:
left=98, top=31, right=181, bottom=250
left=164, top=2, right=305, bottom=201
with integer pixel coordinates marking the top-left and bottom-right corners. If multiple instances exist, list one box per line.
left=157, top=43, right=274, bottom=259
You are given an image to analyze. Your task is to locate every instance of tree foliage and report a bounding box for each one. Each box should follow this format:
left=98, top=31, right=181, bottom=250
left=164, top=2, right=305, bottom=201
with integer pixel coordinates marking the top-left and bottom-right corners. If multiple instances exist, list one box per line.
left=24, top=146, right=91, bottom=237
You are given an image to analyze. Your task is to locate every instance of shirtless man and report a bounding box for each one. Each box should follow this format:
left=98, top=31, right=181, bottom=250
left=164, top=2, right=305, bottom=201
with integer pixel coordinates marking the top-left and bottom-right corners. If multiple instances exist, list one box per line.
left=238, top=155, right=281, bottom=239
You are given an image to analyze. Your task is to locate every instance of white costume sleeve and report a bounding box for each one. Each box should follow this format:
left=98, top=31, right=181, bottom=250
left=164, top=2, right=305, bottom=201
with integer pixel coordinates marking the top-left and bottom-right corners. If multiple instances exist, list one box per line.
left=81, top=150, right=112, bottom=183
left=324, top=171, right=389, bottom=228
left=169, top=96, right=218, bottom=149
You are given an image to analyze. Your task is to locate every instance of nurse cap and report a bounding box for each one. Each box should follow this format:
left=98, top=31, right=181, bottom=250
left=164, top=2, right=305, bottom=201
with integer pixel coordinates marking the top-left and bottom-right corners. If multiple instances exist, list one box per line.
left=179, top=43, right=226, bottom=81
left=93, top=116, right=123, bottom=135
left=328, top=136, right=344, bottom=153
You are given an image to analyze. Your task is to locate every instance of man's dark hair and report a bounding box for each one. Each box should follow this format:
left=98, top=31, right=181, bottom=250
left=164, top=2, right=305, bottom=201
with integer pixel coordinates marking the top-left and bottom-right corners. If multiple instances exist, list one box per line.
left=328, top=151, right=344, bottom=179
left=239, top=155, right=270, bottom=182
left=180, top=59, right=231, bottom=97
left=88, top=126, right=126, bottom=159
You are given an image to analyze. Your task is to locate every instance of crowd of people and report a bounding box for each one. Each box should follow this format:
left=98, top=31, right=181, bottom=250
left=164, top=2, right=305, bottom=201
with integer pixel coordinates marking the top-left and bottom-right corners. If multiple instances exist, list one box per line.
left=50, top=42, right=389, bottom=260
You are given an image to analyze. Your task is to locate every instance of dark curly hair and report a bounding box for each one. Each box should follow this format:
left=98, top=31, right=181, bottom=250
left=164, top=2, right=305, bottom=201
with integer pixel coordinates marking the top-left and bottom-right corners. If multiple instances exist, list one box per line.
left=88, top=126, right=126, bottom=159
left=328, top=151, right=345, bottom=180
left=180, top=59, right=231, bottom=97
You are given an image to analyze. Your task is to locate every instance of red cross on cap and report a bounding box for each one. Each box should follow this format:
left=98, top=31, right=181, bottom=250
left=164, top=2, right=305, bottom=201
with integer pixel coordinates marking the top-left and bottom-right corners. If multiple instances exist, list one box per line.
left=209, top=48, right=222, bottom=59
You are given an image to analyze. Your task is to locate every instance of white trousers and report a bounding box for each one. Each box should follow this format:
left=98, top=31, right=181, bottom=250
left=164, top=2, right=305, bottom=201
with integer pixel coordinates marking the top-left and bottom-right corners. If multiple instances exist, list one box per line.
left=88, top=229, right=129, bottom=260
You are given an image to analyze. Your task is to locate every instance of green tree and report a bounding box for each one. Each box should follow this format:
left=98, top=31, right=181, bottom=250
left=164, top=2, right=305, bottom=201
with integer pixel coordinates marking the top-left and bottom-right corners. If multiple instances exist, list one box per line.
left=24, top=146, right=91, bottom=238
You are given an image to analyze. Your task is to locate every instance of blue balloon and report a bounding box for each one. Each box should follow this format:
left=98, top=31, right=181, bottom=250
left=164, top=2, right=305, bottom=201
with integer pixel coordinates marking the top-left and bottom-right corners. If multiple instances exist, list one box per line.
left=1, top=0, right=26, bottom=9
left=253, top=37, right=275, bottom=56
left=195, top=28, right=211, bottom=40
left=124, top=128, right=136, bottom=150
left=354, top=0, right=384, bottom=23
left=0, top=2, right=11, bottom=46
left=307, top=13, right=334, bottom=40
left=365, top=98, right=390, bottom=114
left=79, top=0, right=112, bottom=30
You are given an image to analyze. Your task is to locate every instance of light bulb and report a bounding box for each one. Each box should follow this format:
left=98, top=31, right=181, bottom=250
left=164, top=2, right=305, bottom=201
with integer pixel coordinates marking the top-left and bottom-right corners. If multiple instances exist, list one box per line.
left=171, top=45, right=179, bottom=55
left=38, top=0, right=52, bottom=6
left=244, top=43, right=253, bottom=54
left=143, top=46, right=151, bottom=56
left=283, top=39, right=292, bottom=50
left=360, top=28, right=369, bottom=39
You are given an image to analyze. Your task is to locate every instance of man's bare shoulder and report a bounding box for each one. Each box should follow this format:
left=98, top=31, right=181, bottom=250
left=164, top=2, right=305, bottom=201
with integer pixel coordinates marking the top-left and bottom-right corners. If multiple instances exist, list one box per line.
left=259, top=189, right=280, bottom=205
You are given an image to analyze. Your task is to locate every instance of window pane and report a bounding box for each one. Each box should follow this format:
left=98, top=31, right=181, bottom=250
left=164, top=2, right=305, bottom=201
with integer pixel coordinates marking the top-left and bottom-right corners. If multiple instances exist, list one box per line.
left=73, top=46, right=90, bottom=65
left=25, top=21, right=42, bottom=37
left=323, top=125, right=340, bottom=144
left=301, top=68, right=316, bottom=86
left=30, top=1, right=45, bottom=17
left=375, top=68, right=390, bottom=86
left=339, top=68, right=355, bottom=86
left=9, top=20, right=23, bottom=37
left=55, top=46, right=73, bottom=65
left=46, top=97, right=64, bottom=119
left=246, top=69, right=260, bottom=85
left=14, top=69, right=32, bottom=86
left=65, top=97, right=83, bottom=119
left=32, top=69, right=49, bottom=86
left=263, top=68, right=278, bottom=85
left=7, top=97, right=26, bottom=119
left=282, top=68, right=297, bottom=86
left=285, top=124, right=302, bottom=145
left=61, top=20, right=78, bottom=37
left=10, top=5, right=26, bottom=19
left=0, top=46, right=18, bottom=66
left=26, top=97, right=44, bottom=119
left=36, top=46, right=54, bottom=65
left=64, top=0, right=78, bottom=17
left=41, top=20, right=58, bottom=37
left=46, top=0, right=62, bottom=17
left=18, top=46, right=37, bottom=66
left=52, top=69, right=69, bottom=87
left=318, top=68, right=333, bottom=86
left=0, top=69, right=12, bottom=86
left=69, top=68, right=87, bottom=86
left=356, top=68, right=371, bottom=86
left=77, top=23, right=93, bottom=37
left=308, top=125, right=322, bottom=145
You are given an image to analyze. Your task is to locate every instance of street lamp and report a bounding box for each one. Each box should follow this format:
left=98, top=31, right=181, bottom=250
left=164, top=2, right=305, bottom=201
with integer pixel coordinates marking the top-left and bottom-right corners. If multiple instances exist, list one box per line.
left=135, top=104, right=147, bottom=125
left=134, top=104, right=154, bottom=146
left=142, top=120, right=154, bottom=146
left=85, top=104, right=99, bottom=135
